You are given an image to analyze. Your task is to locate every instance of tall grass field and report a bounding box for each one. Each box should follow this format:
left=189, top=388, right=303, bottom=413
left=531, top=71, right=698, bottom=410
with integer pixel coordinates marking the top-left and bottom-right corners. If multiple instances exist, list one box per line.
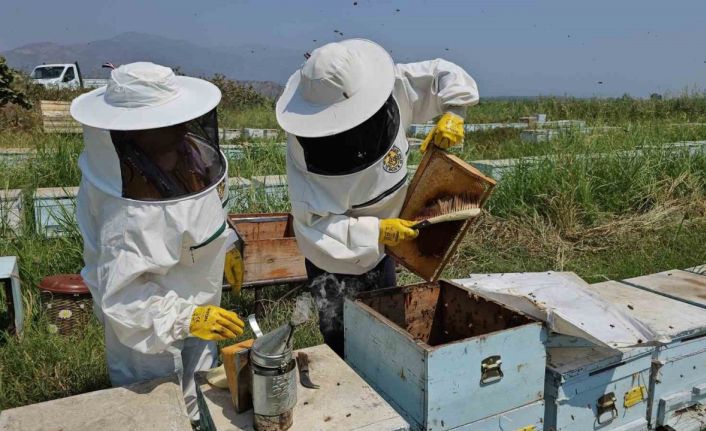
left=2, top=92, right=706, bottom=411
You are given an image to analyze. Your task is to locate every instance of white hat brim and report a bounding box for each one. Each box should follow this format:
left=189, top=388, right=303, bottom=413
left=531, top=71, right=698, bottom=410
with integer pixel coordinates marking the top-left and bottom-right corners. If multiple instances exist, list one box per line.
left=70, top=76, right=221, bottom=131
left=275, top=39, right=395, bottom=137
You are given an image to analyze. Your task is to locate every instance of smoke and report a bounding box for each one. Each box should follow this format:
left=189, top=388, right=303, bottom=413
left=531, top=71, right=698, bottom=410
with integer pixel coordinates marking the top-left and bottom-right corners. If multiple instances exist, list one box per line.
left=309, top=270, right=384, bottom=333
left=290, top=292, right=314, bottom=326
left=309, top=273, right=345, bottom=333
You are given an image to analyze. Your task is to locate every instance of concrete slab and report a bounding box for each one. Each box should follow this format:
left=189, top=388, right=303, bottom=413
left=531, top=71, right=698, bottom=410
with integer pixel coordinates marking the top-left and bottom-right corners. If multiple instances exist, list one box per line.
left=196, top=344, right=409, bottom=431
left=0, top=377, right=191, bottom=431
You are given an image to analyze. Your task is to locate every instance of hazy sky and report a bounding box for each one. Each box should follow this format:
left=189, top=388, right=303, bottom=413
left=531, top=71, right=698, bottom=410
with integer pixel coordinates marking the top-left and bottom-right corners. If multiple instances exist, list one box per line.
left=1, top=0, right=705, bottom=97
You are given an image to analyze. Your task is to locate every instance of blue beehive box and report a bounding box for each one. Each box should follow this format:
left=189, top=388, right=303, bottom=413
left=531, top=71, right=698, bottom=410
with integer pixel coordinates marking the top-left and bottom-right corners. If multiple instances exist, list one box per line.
left=588, top=280, right=706, bottom=430
left=544, top=335, right=653, bottom=431
left=461, top=399, right=545, bottom=430
left=344, top=280, right=547, bottom=431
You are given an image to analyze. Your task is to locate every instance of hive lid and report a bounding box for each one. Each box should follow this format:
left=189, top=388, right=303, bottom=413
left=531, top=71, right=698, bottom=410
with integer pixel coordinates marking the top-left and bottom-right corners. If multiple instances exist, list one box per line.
left=388, top=147, right=496, bottom=281
left=621, top=269, right=706, bottom=309
left=38, top=274, right=89, bottom=295
left=587, top=280, right=706, bottom=342
left=455, top=272, right=659, bottom=349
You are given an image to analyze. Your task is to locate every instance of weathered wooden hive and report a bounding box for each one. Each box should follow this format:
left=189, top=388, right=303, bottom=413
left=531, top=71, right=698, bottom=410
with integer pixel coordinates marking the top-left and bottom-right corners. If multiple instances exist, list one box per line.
left=228, top=213, right=306, bottom=287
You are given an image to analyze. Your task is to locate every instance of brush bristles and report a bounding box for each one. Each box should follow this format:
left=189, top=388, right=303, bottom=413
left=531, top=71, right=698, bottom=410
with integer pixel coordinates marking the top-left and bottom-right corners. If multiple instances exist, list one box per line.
left=414, top=193, right=481, bottom=220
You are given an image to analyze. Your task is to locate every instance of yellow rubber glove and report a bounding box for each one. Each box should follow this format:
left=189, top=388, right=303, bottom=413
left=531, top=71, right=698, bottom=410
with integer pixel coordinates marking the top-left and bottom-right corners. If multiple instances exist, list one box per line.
left=379, top=218, right=419, bottom=247
left=420, top=112, right=465, bottom=152
left=224, top=247, right=244, bottom=295
left=190, top=305, right=245, bottom=341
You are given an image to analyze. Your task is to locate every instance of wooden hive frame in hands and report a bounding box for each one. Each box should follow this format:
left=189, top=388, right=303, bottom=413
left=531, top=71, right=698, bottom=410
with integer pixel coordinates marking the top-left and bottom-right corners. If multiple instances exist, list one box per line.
left=387, top=147, right=496, bottom=281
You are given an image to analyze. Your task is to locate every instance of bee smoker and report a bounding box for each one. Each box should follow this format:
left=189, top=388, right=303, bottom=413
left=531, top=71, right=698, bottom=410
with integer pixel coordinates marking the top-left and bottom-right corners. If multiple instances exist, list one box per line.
left=248, top=315, right=297, bottom=431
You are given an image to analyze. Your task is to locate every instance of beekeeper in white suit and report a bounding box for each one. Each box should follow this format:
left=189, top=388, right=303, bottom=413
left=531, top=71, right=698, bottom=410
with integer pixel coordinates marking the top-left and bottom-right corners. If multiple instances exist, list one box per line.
left=276, top=39, right=479, bottom=356
left=70, top=62, right=245, bottom=420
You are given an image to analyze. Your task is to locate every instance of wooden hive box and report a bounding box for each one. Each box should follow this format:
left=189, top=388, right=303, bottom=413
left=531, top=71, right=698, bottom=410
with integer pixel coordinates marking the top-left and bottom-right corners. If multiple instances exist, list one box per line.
left=228, top=213, right=307, bottom=287
left=39, top=100, right=82, bottom=134
left=344, top=279, right=546, bottom=430
left=388, top=147, right=496, bottom=281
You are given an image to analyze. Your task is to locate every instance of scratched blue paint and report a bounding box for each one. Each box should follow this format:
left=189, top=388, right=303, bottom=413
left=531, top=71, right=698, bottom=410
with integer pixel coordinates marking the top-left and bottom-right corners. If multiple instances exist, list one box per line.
left=617, top=270, right=706, bottom=429
left=588, top=280, right=706, bottom=430
left=344, top=281, right=547, bottom=431
left=544, top=335, right=653, bottom=431
left=451, top=400, right=545, bottom=431
left=425, top=324, right=546, bottom=429
left=649, top=336, right=706, bottom=429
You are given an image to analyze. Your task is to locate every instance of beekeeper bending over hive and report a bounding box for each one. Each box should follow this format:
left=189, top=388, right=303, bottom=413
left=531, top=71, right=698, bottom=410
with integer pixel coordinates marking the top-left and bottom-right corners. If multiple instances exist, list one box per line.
left=276, top=39, right=479, bottom=355
left=70, top=62, right=245, bottom=421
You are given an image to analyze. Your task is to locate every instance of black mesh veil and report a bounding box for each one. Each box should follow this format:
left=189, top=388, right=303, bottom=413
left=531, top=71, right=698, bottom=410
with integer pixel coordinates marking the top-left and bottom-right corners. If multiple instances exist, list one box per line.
left=110, top=108, right=224, bottom=200
left=187, top=108, right=219, bottom=147
left=296, top=95, right=400, bottom=176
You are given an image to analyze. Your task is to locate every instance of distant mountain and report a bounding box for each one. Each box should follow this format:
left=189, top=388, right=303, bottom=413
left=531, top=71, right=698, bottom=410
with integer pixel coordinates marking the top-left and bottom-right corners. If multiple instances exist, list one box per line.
left=1, top=32, right=304, bottom=99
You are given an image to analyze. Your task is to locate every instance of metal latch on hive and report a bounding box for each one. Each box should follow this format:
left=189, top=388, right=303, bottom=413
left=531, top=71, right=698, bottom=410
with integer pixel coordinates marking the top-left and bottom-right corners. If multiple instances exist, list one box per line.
left=596, top=392, right=618, bottom=424
left=480, top=355, right=503, bottom=385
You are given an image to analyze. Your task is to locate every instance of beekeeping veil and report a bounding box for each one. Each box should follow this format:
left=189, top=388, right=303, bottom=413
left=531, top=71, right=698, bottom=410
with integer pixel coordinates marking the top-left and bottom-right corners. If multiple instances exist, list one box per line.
left=70, top=62, right=226, bottom=201
left=71, top=63, right=233, bottom=420
left=276, top=39, right=400, bottom=176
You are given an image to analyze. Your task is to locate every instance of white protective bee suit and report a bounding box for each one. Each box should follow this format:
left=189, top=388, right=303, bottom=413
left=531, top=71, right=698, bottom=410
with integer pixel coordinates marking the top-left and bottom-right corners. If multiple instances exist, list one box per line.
left=70, top=62, right=235, bottom=420
left=277, top=39, right=479, bottom=275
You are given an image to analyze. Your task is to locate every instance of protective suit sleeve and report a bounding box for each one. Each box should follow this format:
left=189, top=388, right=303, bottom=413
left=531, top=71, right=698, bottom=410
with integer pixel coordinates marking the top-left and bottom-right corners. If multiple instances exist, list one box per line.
left=93, top=207, right=198, bottom=354
left=395, top=59, right=479, bottom=124
left=290, top=200, right=382, bottom=275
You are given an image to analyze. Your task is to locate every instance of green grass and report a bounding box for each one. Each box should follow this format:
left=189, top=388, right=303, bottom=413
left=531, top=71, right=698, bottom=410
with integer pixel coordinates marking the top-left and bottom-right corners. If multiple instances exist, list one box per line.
left=227, top=142, right=287, bottom=178
left=3, top=96, right=706, bottom=412
left=218, top=106, right=278, bottom=129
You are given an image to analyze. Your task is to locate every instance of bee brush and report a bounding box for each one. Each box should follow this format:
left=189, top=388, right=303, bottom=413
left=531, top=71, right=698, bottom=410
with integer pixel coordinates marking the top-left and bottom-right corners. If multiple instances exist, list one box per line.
left=411, top=193, right=482, bottom=229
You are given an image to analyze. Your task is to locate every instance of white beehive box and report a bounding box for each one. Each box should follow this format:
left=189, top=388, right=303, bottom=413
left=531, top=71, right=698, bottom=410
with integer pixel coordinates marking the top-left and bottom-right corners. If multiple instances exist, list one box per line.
left=251, top=175, right=287, bottom=200
left=220, top=128, right=242, bottom=141
left=243, top=128, right=280, bottom=140
left=344, top=280, right=547, bottom=431
left=588, top=280, right=706, bottom=430
left=544, top=335, right=653, bottom=431
left=520, top=129, right=560, bottom=143
left=33, top=187, right=78, bottom=237
left=0, top=189, right=23, bottom=236
left=243, top=128, right=264, bottom=139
